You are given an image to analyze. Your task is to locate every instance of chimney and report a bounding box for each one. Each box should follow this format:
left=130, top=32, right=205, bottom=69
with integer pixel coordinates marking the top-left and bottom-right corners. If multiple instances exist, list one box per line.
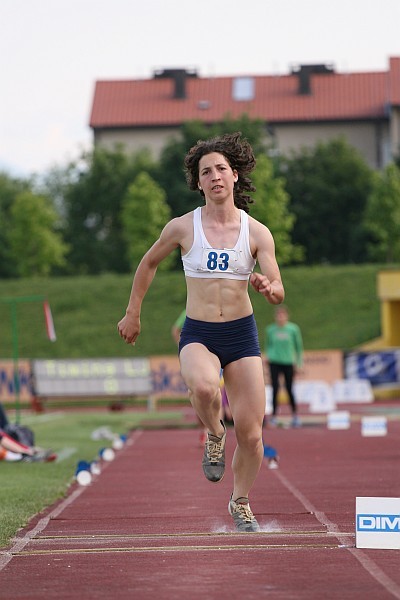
left=291, top=63, right=335, bottom=95
left=153, top=68, right=198, bottom=99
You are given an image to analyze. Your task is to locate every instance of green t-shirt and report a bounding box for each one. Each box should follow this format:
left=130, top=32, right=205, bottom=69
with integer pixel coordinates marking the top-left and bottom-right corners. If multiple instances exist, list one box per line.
left=174, top=309, right=186, bottom=329
left=265, top=322, right=303, bottom=367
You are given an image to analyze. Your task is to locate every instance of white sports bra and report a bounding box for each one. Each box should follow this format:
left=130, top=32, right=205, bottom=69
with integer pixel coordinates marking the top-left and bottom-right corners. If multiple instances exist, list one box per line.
left=181, top=207, right=256, bottom=280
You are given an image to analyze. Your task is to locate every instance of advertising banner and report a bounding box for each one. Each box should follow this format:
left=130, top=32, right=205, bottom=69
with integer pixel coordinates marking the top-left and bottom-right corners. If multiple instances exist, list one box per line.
left=32, top=358, right=152, bottom=397
left=356, top=497, right=400, bottom=549
left=149, top=356, right=188, bottom=400
left=0, top=360, right=32, bottom=403
left=345, top=350, right=400, bottom=389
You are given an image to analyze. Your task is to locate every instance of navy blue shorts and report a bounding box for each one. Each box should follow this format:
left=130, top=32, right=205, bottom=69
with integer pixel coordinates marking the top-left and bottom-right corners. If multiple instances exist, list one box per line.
left=178, top=314, right=261, bottom=369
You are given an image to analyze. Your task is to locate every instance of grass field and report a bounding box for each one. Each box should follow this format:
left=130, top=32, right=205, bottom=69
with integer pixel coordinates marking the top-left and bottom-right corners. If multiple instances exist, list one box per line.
left=0, top=264, right=395, bottom=361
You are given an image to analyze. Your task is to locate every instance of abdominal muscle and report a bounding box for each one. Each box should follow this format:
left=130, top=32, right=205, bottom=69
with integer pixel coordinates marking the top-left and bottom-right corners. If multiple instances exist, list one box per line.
left=185, top=277, right=253, bottom=322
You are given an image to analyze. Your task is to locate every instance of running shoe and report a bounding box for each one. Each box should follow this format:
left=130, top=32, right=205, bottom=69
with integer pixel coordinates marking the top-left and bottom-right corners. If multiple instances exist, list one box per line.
left=202, top=421, right=226, bottom=482
left=291, top=415, right=301, bottom=428
left=228, top=495, right=260, bottom=532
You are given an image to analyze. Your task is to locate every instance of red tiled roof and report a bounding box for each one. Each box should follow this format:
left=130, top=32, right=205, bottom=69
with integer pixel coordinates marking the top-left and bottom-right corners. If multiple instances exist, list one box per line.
left=89, top=58, right=400, bottom=129
left=388, top=57, right=400, bottom=105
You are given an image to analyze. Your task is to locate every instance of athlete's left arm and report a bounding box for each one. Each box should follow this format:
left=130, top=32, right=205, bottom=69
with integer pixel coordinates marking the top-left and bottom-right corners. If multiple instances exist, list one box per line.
left=249, top=219, right=285, bottom=305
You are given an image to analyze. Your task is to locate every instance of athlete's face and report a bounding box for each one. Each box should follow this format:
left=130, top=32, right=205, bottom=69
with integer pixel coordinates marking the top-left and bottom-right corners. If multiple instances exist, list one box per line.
left=198, top=152, right=238, bottom=200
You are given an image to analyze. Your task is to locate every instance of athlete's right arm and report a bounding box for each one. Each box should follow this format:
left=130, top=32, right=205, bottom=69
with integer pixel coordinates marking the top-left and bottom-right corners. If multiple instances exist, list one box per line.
left=117, top=218, right=183, bottom=345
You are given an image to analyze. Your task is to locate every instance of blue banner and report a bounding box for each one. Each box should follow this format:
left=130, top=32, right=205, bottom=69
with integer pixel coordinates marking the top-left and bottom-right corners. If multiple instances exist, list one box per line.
left=345, top=350, right=400, bottom=387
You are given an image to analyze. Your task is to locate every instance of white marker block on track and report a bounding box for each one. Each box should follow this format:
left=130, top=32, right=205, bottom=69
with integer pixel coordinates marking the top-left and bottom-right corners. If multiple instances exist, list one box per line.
left=327, top=410, right=351, bottom=430
left=361, top=416, right=387, bottom=437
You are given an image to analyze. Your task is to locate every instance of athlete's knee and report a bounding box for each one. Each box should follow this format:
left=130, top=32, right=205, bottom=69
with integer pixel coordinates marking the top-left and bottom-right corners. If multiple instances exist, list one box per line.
left=191, top=379, right=220, bottom=405
left=235, top=423, right=263, bottom=453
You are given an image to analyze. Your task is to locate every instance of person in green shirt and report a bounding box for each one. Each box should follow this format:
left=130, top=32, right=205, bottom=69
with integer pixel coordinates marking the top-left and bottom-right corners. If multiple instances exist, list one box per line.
left=265, top=305, right=303, bottom=427
left=171, top=309, right=187, bottom=345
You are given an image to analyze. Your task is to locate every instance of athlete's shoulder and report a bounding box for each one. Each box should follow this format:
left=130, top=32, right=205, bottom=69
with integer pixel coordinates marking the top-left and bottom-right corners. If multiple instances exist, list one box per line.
left=160, top=211, right=195, bottom=247
left=248, top=214, right=271, bottom=234
left=248, top=215, right=274, bottom=252
left=163, top=211, right=193, bottom=233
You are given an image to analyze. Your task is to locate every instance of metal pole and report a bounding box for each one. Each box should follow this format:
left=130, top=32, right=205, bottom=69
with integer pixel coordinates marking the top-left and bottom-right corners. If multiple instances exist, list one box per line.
left=0, top=295, right=47, bottom=424
left=10, top=300, right=21, bottom=423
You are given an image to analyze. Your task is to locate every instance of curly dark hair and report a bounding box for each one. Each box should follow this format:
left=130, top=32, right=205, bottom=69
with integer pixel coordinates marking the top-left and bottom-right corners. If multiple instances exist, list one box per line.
left=183, top=131, right=256, bottom=213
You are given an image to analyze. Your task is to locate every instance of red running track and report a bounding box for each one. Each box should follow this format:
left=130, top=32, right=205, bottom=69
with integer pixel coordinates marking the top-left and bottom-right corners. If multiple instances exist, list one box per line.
left=1, top=409, right=400, bottom=599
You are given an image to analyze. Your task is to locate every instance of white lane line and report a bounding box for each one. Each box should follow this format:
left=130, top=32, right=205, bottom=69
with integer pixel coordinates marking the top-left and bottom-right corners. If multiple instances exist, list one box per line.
left=269, top=463, right=400, bottom=599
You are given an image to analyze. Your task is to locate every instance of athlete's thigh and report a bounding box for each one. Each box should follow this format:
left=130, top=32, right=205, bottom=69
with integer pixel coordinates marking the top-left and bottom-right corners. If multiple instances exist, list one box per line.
left=179, top=343, right=221, bottom=391
left=223, top=356, right=265, bottom=425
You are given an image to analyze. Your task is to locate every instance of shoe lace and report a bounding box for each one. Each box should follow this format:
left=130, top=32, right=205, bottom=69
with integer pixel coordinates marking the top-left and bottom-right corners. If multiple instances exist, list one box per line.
left=206, top=438, right=224, bottom=462
left=232, top=501, right=255, bottom=523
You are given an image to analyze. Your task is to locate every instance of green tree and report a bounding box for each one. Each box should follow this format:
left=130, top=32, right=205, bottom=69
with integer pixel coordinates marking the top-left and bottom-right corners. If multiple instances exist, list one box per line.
left=121, top=172, right=174, bottom=271
left=62, top=147, right=158, bottom=274
left=0, top=172, right=31, bottom=277
left=281, top=138, right=373, bottom=264
left=251, top=154, right=303, bottom=265
left=364, top=163, right=400, bottom=262
left=8, top=191, right=69, bottom=276
left=211, top=114, right=268, bottom=156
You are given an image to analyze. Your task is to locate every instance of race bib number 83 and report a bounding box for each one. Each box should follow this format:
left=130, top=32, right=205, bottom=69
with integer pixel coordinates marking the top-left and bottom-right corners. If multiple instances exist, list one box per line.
left=201, top=249, right=238, bottom=272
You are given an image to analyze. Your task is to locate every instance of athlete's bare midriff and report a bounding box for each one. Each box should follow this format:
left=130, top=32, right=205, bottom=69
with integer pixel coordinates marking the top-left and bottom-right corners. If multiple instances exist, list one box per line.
left=185, top=276, right=253, bottom=322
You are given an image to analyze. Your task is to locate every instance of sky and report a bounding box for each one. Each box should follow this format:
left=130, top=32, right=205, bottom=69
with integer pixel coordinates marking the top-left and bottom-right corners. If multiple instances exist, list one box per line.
left=1, top=0, right=399, bottom=177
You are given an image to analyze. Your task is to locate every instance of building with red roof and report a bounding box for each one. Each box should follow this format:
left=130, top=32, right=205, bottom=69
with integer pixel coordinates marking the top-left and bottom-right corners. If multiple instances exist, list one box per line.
left=90, top=57, right=400, bottom=169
